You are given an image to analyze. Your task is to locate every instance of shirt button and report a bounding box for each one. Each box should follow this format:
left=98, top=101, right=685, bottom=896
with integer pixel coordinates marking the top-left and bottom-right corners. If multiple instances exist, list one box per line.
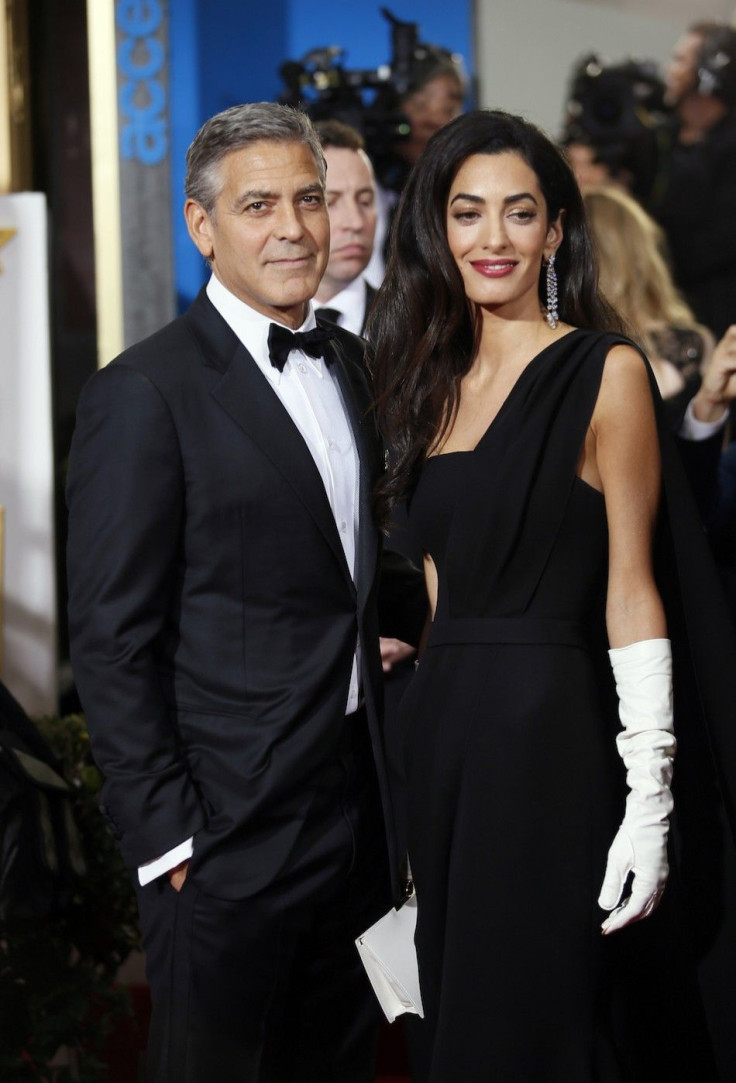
left=340, top=520, right=347, bottom=532
left=297, top=362, right=307, bottom=374
left=328, top=439, right=337, bottom=450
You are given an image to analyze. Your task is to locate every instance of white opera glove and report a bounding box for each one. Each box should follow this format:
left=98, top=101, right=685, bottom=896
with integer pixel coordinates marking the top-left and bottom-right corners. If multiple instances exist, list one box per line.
left=598, top=638, right=676, bottom=935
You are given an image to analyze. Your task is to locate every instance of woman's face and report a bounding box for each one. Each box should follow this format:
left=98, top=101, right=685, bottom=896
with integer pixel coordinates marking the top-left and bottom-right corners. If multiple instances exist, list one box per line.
left=400, top=75, right=465, bottom=163
left=445, top=151, right=562, bottom=318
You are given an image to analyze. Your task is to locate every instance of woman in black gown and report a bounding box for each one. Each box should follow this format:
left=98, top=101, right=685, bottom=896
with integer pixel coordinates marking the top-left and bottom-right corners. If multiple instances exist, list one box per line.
left=368, top=111, right=736, bottom=1080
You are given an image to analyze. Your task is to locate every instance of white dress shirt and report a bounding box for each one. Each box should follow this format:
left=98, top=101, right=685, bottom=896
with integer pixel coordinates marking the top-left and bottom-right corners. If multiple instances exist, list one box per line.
left=679, top=397, right=729, bottom=441
left=316, top=275, right=369, bottom=337
left=139, top=274, right=363, bottom=885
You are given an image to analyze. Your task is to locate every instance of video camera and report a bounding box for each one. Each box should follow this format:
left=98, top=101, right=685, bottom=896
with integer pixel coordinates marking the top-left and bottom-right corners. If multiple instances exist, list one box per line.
left=561, top=53, right=671, bottom=203
left=278, top=7, right=459, bottom=159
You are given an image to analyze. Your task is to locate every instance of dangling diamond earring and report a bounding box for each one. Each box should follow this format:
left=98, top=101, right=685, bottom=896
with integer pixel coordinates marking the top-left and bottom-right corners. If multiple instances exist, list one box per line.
left=545, top=253, right=559, bottom=330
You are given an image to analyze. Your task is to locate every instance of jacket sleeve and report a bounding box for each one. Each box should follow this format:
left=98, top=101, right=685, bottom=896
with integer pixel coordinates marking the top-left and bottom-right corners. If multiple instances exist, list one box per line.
left=708, top=441, right=736, bottom=565
left=674, top=428, right=723, bottom=526
left=67, top=363, right=206, bottom=867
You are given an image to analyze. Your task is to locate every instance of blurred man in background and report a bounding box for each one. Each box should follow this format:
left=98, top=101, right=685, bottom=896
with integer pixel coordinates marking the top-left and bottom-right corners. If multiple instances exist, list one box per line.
left=653, top=22, right=736, bottom=337
left=313, top=120, right=378, bottom=335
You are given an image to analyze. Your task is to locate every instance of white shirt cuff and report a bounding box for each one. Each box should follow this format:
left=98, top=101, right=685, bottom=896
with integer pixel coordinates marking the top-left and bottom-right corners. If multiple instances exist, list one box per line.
left=138, top=837, right=194, bottom=886
left=679, top=398, right=728, bottom=441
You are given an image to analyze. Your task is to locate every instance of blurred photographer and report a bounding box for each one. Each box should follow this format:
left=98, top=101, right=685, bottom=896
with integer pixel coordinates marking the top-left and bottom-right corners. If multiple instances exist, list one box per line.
left=278, top=13, right=466, bottom=286
left=371, top=47, right=465, bottom=196
left=653, top=23, right=736, bottom=338
left=560, top=54, right=668, bottom=202
left=366, top=46, right=466, bottom=284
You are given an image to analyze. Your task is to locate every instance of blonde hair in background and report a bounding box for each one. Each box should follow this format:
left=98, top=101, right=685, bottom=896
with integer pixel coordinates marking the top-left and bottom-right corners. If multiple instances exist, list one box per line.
left=583, top=186, right=697, bottom=361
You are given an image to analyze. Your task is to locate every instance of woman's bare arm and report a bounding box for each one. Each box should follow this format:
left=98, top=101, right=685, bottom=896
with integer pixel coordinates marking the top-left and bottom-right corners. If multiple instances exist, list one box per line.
left=590, top=345, right=667, bottom=647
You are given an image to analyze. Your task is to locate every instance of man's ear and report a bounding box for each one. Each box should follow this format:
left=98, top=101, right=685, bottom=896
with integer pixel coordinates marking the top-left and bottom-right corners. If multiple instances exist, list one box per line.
left=185, top=199, right=214, bottom=260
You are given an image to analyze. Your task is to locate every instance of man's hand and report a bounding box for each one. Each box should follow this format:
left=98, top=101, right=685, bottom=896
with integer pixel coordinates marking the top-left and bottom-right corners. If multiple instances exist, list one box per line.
left=379, top=637, right=416, bottom=673
left=167, top=860, right=189, bottom=892
left=692, top=325, right=736, bottom=422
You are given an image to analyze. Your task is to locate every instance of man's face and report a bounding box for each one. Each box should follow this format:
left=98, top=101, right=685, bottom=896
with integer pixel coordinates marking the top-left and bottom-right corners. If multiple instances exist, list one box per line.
left=318, top=146, right=377, bottom=299
left=665, top=32, right=703, bottom=107
left=185, top=140, right=329, bottom=328
left=400, top=74, right=464, bottom=163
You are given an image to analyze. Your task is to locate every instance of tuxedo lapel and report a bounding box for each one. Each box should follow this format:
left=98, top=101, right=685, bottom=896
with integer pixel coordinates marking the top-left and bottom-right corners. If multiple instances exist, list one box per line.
left=186, top=292, right=354, bottom=588
left=326, top=335, right=380, bottom=612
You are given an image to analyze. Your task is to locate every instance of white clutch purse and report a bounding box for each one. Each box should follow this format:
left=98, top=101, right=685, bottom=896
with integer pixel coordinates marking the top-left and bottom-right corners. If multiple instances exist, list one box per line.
left=355, top=888, right=424, bottom=1022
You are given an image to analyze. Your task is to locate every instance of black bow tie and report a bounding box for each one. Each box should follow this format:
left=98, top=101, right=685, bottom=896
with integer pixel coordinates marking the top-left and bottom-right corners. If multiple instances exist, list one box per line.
left=267, top=323, right=335, bottom=372
left=315, top=307, right=341, bottom=325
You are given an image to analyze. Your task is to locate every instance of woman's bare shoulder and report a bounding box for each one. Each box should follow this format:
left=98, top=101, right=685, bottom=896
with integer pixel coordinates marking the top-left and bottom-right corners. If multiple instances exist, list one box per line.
left=589, top=343, right=656, bottom=436
left=599, top=343, right=651, bottom=401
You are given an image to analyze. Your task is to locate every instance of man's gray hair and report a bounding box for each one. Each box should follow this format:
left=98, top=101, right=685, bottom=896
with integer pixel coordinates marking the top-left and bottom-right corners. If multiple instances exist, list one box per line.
left=185, top=103, right=327, bottom=214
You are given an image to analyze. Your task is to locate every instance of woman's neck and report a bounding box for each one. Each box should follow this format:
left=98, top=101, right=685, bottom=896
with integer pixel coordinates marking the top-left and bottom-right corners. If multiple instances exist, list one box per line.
left=472, top=309, right=559, bottom=376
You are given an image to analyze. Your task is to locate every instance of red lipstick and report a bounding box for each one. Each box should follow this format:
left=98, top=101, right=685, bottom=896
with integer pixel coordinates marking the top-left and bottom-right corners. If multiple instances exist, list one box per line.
left=470, top=260, right=517, bottom=278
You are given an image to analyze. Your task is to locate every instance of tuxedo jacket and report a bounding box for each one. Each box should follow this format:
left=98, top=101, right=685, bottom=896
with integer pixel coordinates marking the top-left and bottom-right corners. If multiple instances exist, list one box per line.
left=66, top=289, right=425, bottom=899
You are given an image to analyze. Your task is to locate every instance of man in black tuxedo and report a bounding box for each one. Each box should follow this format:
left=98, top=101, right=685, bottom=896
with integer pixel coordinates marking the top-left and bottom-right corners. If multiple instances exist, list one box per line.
left=312, top=120, right=378, bottom=336
left=66, top=103, right=425, bottom=1082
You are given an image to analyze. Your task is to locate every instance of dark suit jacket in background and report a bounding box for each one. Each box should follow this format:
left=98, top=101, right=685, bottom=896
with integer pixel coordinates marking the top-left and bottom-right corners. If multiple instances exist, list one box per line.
left=361, top=282, right=377, bottom=336
left=66, top=288, right=425, bottom=901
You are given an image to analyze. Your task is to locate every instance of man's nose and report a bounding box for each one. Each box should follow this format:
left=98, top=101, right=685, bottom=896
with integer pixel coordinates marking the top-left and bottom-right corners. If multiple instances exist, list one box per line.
left=342, top=199, right=367, bottom=232
left=274, top=203, right=305, bottom=240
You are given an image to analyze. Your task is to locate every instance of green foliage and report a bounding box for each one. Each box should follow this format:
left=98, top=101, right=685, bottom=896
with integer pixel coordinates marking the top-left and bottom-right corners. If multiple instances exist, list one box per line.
left=0, top=714, right=141, bottom=1081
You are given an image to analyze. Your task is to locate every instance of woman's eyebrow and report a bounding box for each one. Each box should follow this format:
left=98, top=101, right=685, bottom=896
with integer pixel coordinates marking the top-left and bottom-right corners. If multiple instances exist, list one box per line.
left=449, top=191, right=539, bottom=206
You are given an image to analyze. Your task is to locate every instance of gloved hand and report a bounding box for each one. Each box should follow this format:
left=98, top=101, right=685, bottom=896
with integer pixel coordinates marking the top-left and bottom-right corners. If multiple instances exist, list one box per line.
left=598, top=638, right=676, bottom=935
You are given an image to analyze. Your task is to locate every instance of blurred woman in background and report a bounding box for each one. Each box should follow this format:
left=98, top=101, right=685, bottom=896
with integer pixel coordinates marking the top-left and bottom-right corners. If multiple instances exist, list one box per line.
left=584, top=185, right=713, bottom=428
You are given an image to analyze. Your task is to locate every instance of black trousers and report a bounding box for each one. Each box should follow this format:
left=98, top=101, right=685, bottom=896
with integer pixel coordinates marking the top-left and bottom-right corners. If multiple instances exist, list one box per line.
left=135, top=714, right=391, bottom=1082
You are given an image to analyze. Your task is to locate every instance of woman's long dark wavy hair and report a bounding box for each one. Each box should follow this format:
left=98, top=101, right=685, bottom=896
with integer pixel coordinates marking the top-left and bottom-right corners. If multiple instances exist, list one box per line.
left=367, top=109, right=628, bottom=528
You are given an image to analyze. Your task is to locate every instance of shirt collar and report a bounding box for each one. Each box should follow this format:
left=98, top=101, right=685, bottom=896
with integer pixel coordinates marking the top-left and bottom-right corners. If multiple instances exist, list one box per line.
left=206, top=274, right=323, bottom=385
left=314, top=275, right=366, bottom=334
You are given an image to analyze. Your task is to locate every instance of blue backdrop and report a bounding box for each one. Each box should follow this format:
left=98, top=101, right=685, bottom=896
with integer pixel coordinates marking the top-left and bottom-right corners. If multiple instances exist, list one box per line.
left=169, top=0, right=473, bottom=308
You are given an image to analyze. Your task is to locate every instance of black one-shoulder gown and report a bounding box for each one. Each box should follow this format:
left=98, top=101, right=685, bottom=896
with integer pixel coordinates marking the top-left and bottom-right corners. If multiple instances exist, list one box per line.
left=401, top=329, right=736, bottom=1081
